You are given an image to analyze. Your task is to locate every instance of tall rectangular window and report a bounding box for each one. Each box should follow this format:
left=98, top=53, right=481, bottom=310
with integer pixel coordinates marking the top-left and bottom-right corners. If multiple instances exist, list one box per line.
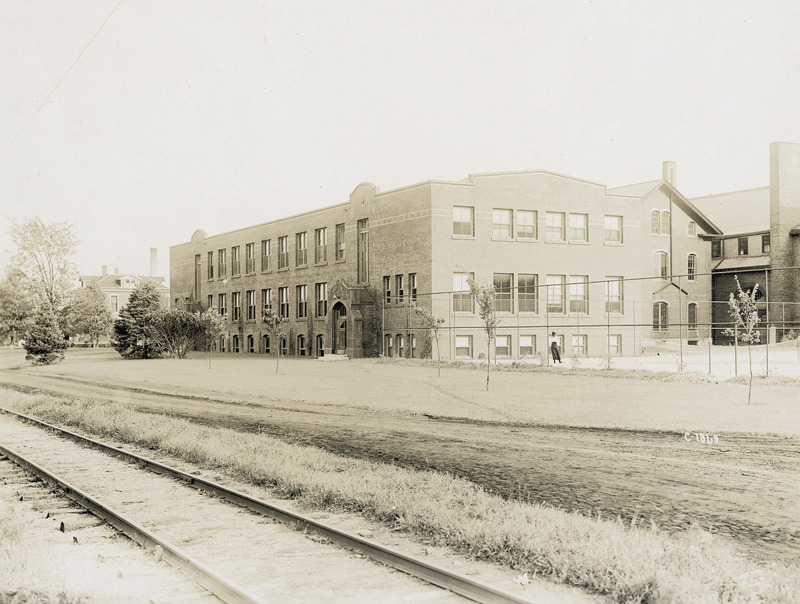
left=335, top=223, right=345, bottom=260
left=296, top=285, right=307, bottom=318
left=545, top=212, right=565, bottom=242
left=261, top=240, right=271, bottom=271
left=231, top=246, right=241, bottom=276
left=110, top=295, right=119, bottom=313
left=604, top=215, right=622, bottom=243
left=453, top=206, right=474, bottom=236
left=409, top=273, right=417, bottom=301
left=246, top=290, right=256, bottom=320
left=519, top=335, right=536, bottom=356
left=493, top=273, right=512, bottom=312
left=218, top=293, right=227, bottom=317
left=605, top=276, right=623, bottom=314
left=278, top=287, right=289, bottom=318
left=711, top=240, right=721, bottom=258
left=654, top=252, right=669, bottom=278
left=516, top=210, right=537, bottom=239
left=207, top=251, right=214, bottom=279
left=653, top=302, right=668, bottom=331
left=296, top=232, right=308, bottom=266
left=762, top=234, right=770, bottom=254
left=568, top=213, right=588, bottom=242
left=357, top=218, right=369, bottom=283
left=569, top=275, right=588, bottom=314
left=571, top=334, right=587, bottom=356
left=395, top=275, right=404, bottom=303
left=384, top=276, right=391, bottom=304
left=518, top=274, right=538, bottom=313
left=687, top=254, right=697, bottom=281
left=315, top=282, right=327, bottom=317
left=651, top=210, right=661, bottom=235
left=262, top=288, right=272, bottom=314
left=278, top=236, right=289, bottom=269
left=738, top=237, right=749, bottom=256
left=217, top=249, right=227, bottom=278
left=608, top=334, right=622, bottom=354
left=453, top=272, right=474, bottom=313
left=315, top=227, right=327, bottom=264
left=546, top=275, right=565, bottom=314
left=207, top=294, right=213, bottom=309
left=688, top=303, right=698, bottom=331
left=661, top=211, right=671, bottom=235
left=688, top=221, right=697, bottom=236
left=232, top=291, right=241, bottom=321
left=492, top=209, right=512, bottom=239
left=245, top=243, right=255, bottom=273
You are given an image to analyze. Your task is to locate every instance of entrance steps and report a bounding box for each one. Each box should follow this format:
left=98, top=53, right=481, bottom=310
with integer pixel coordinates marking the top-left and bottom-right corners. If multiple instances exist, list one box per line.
left=318, top=353, right=348, bottom=361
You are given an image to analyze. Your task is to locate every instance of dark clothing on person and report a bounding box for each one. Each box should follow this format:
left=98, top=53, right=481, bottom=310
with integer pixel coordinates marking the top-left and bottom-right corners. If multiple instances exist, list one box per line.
left=551, top=342, right=562, bottom=363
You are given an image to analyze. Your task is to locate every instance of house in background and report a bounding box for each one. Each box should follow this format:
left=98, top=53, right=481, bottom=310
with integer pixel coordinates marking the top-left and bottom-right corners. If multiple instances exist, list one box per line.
left=79, top=248, right=169, bottom=320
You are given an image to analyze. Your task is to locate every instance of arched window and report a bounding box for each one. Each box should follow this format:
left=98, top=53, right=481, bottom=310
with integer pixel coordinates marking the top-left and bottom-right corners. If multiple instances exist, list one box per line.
left=219, top=335, right=226, bottom=353
left=653, top=302, right=669, bottom=331
left=385, top=334, right=393, bottom=357
left=654, top=252, right=669, bottom=278
left=297, top=334, right=306, bottom=356
left=397, top=334, right=404, bottom=357
left=687, top=254, right=697, bottom=281
left=687, top=303, right=697, bottom=331
left=247, top=334, right=254, bottom=353
left=650, top=211, right=661, bottom=234
left=263, top=334, right=270, bottom=354
left=315, top=334, right=324, bottom=357
left=280, top=336, right=288, bottom=357
left=232, top=334, right=240, bottom=353
left=661, top=211, right=671, bottom=235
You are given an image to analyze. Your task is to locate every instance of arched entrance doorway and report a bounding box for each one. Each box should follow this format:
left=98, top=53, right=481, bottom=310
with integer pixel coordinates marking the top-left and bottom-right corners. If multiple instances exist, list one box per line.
left=332, top=302, right=347, bottom=354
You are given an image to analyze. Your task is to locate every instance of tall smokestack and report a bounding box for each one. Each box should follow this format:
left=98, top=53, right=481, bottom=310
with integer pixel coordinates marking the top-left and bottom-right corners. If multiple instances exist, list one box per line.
left=150, top=248, right=158, bottom=276
left=662, top=161, right=677, bottom=186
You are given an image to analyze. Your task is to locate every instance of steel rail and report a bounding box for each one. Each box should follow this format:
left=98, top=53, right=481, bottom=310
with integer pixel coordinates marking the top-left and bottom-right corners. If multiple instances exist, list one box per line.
left=0, top=441, right=263, bottom=604
left=0, top=406, right=530, bottom=604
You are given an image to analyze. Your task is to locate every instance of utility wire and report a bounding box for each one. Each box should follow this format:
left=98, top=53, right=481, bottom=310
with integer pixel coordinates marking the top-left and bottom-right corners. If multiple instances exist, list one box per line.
left=4, top=0, right=125, bottom=155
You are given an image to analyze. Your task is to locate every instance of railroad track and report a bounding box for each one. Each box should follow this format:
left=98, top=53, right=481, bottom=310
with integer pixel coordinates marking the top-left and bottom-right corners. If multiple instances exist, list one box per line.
left=0, top=406, right=533, bottom=604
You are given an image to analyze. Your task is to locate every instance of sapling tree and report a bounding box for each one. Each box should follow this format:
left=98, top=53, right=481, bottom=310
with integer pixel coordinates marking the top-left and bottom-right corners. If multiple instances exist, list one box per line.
left=263, top=307, right=287, bottom=374
left=199, top=307, right=226, bottom=368
left=723, top=276, right=761, bottom=404
left=469, top=278, right=499, bottom=391
left=414, top=304, right=445, bottom=377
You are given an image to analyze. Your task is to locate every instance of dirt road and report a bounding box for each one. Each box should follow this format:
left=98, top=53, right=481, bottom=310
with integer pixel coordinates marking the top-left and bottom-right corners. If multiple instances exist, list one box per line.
left=2, top=369, right=798, bottom=566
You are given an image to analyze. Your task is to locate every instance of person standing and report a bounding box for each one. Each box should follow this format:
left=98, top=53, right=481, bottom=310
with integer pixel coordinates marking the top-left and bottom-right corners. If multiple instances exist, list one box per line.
left=549, top=331, right=562, bottom=363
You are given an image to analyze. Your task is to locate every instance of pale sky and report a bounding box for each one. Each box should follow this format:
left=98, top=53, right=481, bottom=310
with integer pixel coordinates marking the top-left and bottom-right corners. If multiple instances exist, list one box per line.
left=2, top=1, right=800, bottom=279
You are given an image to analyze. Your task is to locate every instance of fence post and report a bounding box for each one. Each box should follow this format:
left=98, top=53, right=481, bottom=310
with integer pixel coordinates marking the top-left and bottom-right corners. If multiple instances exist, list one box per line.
left=766, top=322, right=769, bottom=377
left=678, top=275, right=683, bottom=372
left=734, top=323, right=738, bottom=377
left=708, top=337, right=712, bottom=376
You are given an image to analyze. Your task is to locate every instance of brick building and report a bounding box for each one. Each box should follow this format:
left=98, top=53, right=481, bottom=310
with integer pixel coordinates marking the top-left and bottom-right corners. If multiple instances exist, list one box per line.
left=170, top=162, right=722, bottom=360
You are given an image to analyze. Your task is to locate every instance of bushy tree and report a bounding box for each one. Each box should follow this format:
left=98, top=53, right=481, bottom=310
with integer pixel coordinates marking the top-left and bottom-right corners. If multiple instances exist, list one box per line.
left=63, top=283, right=113, bottom=347
left=469, top=278, right=499, bottom=391
left=263, top=307, right=287, bottom=374
left=23, top=303, right=68, bottom=365
left=0, top=267, right=34, bottom=345
left=199, top=307, right=226, bottom=368
left=723, top=276, right=761, bottom=404
left=148, top=309, right=203, bottom=359
left=112, top=282, right=164, bottom=358
left=414, top=304, right=445, bottom=377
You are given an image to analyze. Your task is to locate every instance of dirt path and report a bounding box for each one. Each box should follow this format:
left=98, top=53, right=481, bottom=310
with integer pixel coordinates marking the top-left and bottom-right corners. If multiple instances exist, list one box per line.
left=3, top=370, right=798, bottom=566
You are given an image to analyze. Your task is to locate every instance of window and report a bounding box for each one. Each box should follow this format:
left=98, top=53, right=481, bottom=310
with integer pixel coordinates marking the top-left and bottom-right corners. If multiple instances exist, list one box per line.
left=546, top=275, right=565, bottom=314
left=357, top=218, right=369, bottom=283
left=110, top=295, right=119, bottom=313
left=738, top=237, right=748, bottom=256
left=397, top=334, right=405, bottom=357
left=661, top=211, right=671, bottom=235
left=207, top=295, right=213, bottom=309
left=316, top=283, right=327, bottom=317
left=296, top=284, right=307, bottom=318
left=516, top=210, right=537, bottom=239
left=492, top=209, right=512, bottom=239
left=494, top=273, right=512, bottom=312
left=263, top=334, right=270, bottom=354
left=297, top=334, right=306, bottom=356
left=246, top=290, right=256, bottom=320
left=653, top=302, right=668, bottom=331
left=231, top=246, right=241, bottom=276
left=232, top=292, right=241, bottom=321
left=651, top=210, right=661, bottom=234
left=568, top=213, right=588, bottom=242
left=604, top=215, right=622, bottom=243
left=518, top=274, right=538, bottom=313
left=453, top=206, right=474, bottom=236
left=278, top=236, right=289, bottom=269
left=453, top=272, right=473, bottom=312
left=654, top=252, right=669, bottom=278
left=409, top=273, right=417, bottom=301
left=605, top=276, right=623, bottom=314
left=495, top=335, right=510, bottom=357
left=687, top=254, right=697, bottom=281
left=569, top=275, right=588, bottom=314
left=384, top=276, right=391, bottom=304
left=396, top=275, right=404, bottom=303
left=335, top=223, right=345, bottom=261
left=410, top=334, right=417, bottom=358
left=280, top=336, right=287, bottom=356
left=296, top=232, right=308, bottom=266
left=218, top=293, right=227, bottom=317
left=261, top=240, right=271, bottom=271
left=688, top=302, right=698, bottom=331
left=207, top=251, right=214, bottom=279
left=546, top=212, right=565, bottom=242
left=519, top=335, right=536, bottom=356
left=218, top=249, right=227, bottom=277
left=232, top=334, right=240, bottom=353
left=608, top=334, right=622, bottom=354
left=455, top=335, right=472, bottom=358
left=315, top=228, right=327, bottom=264
left=245, top=243, right=255, bottom=274
left=247, top=334, right=254, bottom=353
left=711, top=240, right=721, bottom=258
left=262, top=289, right=272, bottom=315
left=385, top=334, right=393, bottom=356
left=219, top=335, right=226, bottom=353
left=571, top=334, right=587, bottom=356
left=278, top=287, right=289, bottom=318
left=688, top=221, right=697, bottom=236
left=762, top=234, right=770, bottom=254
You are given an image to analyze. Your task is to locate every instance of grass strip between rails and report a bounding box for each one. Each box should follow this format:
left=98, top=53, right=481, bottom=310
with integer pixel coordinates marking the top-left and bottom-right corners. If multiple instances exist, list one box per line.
left=7, top=391, right=799, bottom=604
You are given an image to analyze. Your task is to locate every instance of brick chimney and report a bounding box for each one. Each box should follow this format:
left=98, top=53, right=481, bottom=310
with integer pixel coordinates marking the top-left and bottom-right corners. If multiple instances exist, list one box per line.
left=662, top=161, right=677, bottom=186
left=150, top=247, right=158, bottom=276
